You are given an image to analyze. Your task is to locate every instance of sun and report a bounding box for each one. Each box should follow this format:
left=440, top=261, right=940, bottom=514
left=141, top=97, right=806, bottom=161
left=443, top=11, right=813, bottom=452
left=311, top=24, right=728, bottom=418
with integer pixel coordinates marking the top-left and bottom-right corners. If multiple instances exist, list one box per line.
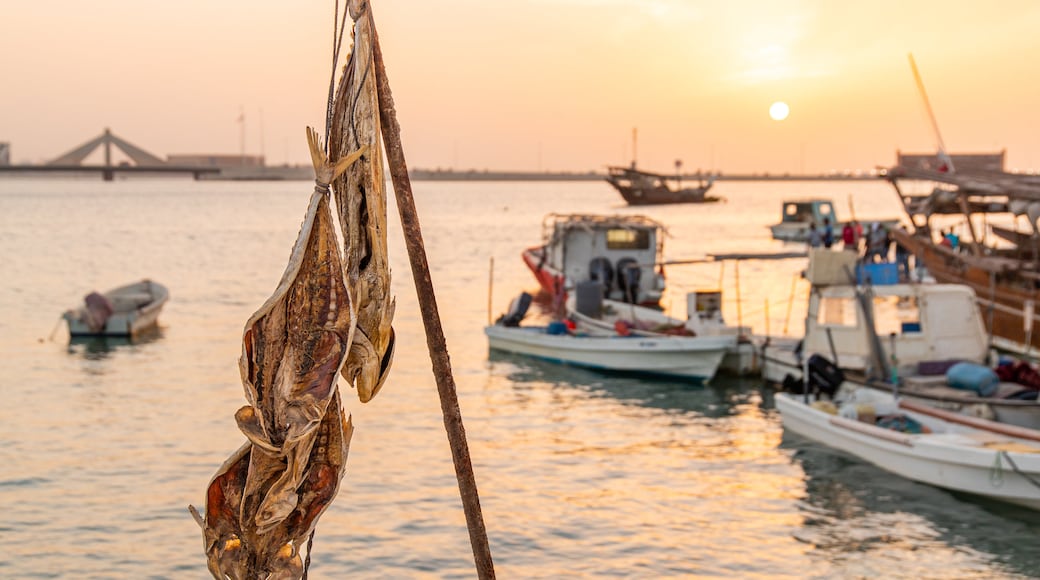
left=769, top=101, right=790, bottom=121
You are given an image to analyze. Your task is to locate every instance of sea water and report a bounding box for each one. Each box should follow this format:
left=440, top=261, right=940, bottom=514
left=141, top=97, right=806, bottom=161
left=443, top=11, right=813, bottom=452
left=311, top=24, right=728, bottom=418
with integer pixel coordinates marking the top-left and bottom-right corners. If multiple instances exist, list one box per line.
left=1, top=177, right=1038, bottom=579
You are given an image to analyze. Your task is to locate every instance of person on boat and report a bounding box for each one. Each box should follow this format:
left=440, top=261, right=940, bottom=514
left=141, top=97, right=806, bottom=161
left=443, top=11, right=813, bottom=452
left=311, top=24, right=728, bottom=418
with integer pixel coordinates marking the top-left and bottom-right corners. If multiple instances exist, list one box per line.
left=865, top=222, right=888, bottom=262
left=822, top=218, right=834, bottom=249
left=895, top=233, right=912, bottom=281
left=945, top=229, right=960, bottom=250
left=841, top=221, right=856, bottom=251
left=807, top=223, right=823, bottom=248
left=939, top=228, right=953, bottom=248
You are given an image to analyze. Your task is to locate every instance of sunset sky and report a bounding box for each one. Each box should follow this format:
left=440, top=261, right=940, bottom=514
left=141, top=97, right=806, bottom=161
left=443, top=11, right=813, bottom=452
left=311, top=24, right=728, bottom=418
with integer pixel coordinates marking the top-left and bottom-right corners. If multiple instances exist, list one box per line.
left=3, top=1, right=1040, bottom=174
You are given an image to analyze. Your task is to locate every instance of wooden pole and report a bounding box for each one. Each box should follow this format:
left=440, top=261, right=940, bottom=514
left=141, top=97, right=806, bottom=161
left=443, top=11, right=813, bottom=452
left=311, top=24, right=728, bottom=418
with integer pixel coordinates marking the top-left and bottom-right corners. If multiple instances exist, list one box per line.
left=783, top=274, right=797, bottom=336
left=487, top=256, right=494, bottom=326
left=734, top=260, right=743, bottom=330
left=764, top=298, right=770, bottom=338
left=371, top=20, right=496, bottom=580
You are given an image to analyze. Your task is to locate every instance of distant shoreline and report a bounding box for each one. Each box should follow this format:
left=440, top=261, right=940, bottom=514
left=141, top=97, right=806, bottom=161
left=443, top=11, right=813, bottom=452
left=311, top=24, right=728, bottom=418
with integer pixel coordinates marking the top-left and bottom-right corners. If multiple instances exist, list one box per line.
left=0, top=165, right=886, bottom=182
left=408, top=169, right=884, bottom=182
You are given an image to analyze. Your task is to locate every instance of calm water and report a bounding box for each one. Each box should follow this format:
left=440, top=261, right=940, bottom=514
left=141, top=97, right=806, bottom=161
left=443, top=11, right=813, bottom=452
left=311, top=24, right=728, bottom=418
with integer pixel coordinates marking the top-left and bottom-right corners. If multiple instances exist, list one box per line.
left=1, top=176, right=1038, bottom=579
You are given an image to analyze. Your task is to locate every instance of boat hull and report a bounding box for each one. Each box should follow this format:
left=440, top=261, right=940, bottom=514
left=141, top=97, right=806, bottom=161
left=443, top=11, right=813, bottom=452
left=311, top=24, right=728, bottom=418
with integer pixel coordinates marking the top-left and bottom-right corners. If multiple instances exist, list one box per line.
left=485, top=325, right=732, bottom=382
left=777, top=391, right=1040, bottom=510
left=612, top=184, right=719, bottom=206
left=770, top=219, right=900, bottom=243
left=762, top=342, right=1040, bottom=429
left=64, top=280, right=168, bottom=338
left=521, top=246, right=563, bottom=297
left=568, top=298, right=760, bottom=376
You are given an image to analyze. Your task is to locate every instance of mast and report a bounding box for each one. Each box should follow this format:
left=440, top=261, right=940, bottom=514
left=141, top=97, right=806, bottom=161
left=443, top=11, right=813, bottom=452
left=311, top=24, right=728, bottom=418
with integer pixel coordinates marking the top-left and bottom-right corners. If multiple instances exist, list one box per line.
left=631, top=127, right=637, bottom=169
left=908, top=53, right=954, bottom=173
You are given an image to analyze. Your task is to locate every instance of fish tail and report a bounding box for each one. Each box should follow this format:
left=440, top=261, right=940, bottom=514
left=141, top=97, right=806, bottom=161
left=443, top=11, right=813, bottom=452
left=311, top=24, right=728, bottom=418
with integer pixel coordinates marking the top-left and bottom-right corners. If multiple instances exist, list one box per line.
left=307, top=126, right=368, bottom=188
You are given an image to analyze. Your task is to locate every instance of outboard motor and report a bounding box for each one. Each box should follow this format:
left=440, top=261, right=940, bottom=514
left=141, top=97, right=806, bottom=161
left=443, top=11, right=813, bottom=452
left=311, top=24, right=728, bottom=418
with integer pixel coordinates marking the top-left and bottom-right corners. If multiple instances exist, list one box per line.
left=496, top=292, right=532, bottom=327
left=806, top=354, right=845, bottom=398
left=615, top=257, right=642, bottom=303
left=574, top=280, right=605, bottom=318
left=588, top=257, right=614, bottom=296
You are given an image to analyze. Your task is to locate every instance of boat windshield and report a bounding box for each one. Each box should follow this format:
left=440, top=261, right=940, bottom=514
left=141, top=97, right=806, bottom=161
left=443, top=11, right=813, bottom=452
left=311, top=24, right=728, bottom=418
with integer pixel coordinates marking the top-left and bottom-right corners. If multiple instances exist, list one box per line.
left=784, top=203, right=815, bottom=223
left=817, top=295, right=921, bottom=335
left=606, top=228, right=651, bottom=250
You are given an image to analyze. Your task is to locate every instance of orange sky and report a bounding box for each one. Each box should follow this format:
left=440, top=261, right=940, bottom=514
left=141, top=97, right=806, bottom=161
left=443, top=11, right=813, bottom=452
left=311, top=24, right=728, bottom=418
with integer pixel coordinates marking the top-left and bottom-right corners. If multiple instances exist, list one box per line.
left=3, top=1, right=1040, bottom=173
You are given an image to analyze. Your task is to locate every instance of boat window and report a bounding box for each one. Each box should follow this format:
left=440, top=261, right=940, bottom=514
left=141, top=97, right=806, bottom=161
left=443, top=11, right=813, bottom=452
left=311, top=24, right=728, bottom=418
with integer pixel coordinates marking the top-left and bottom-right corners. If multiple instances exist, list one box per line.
left=872, top=295, right=921, bottom=335
left=785, top=204, right=814, bottom=223
left=606, top=229, right=651, bottom=250
left=817, top=297, right=857, bottom=327
left=819, top=204, right=833, bottom=216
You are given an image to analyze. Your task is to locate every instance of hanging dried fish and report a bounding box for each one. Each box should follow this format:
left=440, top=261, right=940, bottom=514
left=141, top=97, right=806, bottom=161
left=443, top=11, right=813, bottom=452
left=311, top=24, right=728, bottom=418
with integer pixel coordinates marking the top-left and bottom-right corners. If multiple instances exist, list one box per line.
left=329, top=0, right=396, bottom=404
left=191, top=130, right=365, bottom=579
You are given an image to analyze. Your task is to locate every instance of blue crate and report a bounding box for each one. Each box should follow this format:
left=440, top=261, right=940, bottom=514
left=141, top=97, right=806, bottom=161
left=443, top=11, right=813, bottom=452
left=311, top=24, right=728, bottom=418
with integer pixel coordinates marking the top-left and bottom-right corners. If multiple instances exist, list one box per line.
left=856, top=262, right=899, bottom=285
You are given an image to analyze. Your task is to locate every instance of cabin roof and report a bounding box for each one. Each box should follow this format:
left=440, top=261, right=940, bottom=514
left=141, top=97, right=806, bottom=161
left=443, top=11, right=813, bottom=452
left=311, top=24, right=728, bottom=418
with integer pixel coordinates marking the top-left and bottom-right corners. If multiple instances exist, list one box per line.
left=542, top=213, right=667, bottom=235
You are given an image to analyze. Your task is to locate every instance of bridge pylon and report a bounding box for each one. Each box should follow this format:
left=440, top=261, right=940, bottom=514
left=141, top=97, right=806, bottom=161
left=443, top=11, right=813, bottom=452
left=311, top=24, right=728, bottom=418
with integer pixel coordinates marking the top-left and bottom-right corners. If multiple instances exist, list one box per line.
left=48, top=128, right=166, bottom=180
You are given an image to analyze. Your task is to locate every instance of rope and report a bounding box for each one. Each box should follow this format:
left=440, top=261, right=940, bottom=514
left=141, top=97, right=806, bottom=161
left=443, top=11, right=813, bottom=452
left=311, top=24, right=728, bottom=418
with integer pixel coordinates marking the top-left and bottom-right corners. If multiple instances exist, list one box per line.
left=1000, top=450, right=1040, bottom=491
left=302, top=529, right=316, bottom=579
left=991, top=451, right=1005, bottom=487
left=323, top=0, right=352, bottom=151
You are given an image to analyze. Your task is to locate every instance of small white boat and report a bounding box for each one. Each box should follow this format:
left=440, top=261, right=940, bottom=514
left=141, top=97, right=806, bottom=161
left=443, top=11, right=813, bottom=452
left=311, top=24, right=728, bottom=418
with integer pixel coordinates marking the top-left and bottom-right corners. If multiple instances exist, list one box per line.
left=63, top=279, right=169, bottom=338
left=777, top=388, right=1040, bottom=511
left=762, top=249, right=1040, bottom=429
left=485, top=323, right=734, bottom=383
left=567, top=293, right=760, bottom=376
left=769, top=198, right=899, bottom=243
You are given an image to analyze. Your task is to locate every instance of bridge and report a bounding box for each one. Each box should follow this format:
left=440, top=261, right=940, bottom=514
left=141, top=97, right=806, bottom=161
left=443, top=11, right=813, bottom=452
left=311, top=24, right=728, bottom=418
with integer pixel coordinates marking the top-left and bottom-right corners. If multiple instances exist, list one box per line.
left=0, top=128, right=220, bottom=181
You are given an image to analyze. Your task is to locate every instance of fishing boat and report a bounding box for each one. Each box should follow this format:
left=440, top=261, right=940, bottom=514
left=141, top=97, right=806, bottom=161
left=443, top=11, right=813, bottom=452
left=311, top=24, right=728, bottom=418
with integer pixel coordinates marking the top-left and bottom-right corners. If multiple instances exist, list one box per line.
left=485, top=325, right=732, bottom=382
left=485, top=319, right=734, bottom=383
left=605, top=165, right=719, bottom=206
left=565, top=290, right=759, bottom=376
left=62, top=279, right=168, bottom=338
left=769, top=198, right=899, bottom=243
left=761, top=249, right=1040, bottom=428
left=776, top=387, right=1040, bottom=511
left=521, top=213, right=668, bottom=308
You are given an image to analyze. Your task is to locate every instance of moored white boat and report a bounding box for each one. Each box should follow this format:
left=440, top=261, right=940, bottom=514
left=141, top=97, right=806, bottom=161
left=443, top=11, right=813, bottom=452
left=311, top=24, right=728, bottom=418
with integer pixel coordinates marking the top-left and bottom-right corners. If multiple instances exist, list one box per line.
left=761, top=249, right=1040, bottom=429
left=63, top=279, right=169, bottom=338
left=567, top=294, right=759, bottom=376
left=769, top=198, right=899, bottom=243
left=777, top=388, right=1040, bottom=511
left=484, top=324, right=734, bottom=383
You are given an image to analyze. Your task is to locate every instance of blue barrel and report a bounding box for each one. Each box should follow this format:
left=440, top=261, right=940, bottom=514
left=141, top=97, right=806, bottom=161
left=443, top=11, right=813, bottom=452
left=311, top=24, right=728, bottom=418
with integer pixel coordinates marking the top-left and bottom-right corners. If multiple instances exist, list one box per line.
left=546, top=321, right=569, bottom=335
left=946, top=362, right=999, bottom=397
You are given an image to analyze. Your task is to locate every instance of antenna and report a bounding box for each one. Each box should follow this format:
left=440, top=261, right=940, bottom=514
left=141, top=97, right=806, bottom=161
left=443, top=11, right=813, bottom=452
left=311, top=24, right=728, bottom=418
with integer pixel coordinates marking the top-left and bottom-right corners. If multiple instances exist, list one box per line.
left=631, top=127, right=638, bottom=169
left=908, top=53, right=954, bottom=173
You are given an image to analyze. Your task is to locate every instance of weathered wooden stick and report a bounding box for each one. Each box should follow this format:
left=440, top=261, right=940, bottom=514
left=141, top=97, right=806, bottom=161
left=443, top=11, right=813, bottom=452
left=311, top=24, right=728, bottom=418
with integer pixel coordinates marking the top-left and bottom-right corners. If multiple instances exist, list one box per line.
left=369, top=16, right=497, bottom=580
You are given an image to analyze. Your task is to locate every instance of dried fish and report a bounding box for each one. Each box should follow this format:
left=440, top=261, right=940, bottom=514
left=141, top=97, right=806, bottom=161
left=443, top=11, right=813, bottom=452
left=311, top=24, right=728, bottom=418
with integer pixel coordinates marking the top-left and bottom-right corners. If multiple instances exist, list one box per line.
left=193, top=129, right=366, bottom=579
left=330, top=0, right=396, bottom=404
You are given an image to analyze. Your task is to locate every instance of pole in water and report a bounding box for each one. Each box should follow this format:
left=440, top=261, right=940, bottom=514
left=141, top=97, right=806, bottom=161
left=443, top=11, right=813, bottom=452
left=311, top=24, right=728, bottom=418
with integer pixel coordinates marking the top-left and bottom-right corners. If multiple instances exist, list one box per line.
left=764, top=298, right=769, bottom=338
left=487, top=256, right=494, bottom=326
left=370, top=14, right=496, bottom=579
left=734, top=260, right=743, bottom=331
left=783, top=274, right=797, bottom=336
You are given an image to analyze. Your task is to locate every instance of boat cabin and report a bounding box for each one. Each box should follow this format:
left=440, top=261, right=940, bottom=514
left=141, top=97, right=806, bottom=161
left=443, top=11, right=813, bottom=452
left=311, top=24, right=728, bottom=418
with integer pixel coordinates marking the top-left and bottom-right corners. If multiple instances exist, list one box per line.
left=782, top=199, right=836, bottom=226
left=802, top=249, right=988, bottom=377
left=540, top=214, right=666, bottom=306
left=770, top=199, right=839, bottom=242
